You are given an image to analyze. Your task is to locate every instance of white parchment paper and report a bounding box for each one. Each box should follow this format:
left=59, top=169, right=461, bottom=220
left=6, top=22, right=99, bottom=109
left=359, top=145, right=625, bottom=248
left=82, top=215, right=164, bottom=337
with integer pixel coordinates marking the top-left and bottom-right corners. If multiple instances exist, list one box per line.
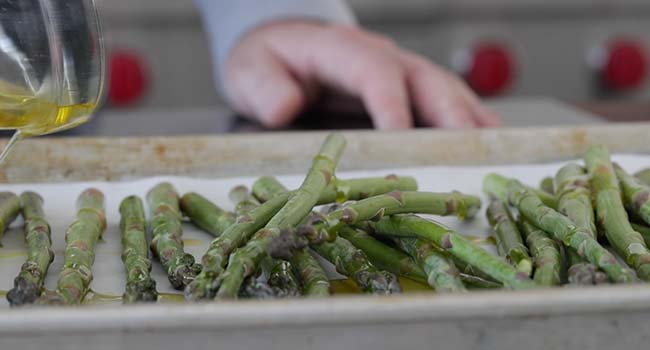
left=0, top=154, right=648, bottom=307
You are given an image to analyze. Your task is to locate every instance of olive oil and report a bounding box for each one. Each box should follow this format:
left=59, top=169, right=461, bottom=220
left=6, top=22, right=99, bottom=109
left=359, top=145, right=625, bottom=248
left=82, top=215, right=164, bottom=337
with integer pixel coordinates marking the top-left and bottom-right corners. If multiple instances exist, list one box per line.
left=0, top=91, right=96, bottom=163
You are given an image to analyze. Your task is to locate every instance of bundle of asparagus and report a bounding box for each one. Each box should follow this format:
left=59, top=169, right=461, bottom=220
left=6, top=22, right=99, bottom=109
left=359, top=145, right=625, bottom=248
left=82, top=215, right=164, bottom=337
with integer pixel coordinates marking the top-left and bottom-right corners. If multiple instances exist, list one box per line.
left=10, top=134, right=650, bottom=307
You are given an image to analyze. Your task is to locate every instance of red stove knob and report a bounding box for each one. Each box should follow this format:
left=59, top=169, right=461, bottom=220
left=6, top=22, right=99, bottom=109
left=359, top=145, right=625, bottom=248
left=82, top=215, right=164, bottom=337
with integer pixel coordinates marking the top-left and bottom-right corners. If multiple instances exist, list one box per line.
left=108, top=51, right=148, bottom=107
left=601, top=39, right=647, bottom=91
left=464, top=43, right=515, bottom=97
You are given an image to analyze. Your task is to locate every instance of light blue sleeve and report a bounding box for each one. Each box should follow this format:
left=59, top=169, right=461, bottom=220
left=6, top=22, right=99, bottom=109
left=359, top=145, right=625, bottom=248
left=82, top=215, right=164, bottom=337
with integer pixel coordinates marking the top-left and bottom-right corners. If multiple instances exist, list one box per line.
left=194, top=0, right=356, bottom=90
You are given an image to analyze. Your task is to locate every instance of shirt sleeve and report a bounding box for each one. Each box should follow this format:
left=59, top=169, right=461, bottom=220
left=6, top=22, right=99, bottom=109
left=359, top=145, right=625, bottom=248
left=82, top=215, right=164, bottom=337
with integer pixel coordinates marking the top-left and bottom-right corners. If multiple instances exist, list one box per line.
left=194, top=0, right=356, bottom=92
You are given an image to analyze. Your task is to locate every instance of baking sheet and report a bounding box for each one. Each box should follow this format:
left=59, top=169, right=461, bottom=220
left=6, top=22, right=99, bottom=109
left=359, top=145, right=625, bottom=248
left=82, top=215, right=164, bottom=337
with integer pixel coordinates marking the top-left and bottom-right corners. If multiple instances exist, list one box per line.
left=1, top=154, right=649, bottom=307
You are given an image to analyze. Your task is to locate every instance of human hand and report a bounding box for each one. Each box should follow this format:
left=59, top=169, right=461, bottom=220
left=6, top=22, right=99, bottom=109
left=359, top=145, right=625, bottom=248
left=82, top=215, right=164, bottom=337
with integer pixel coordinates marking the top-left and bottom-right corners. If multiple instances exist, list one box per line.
left=223, top=21, right=501, bottom=129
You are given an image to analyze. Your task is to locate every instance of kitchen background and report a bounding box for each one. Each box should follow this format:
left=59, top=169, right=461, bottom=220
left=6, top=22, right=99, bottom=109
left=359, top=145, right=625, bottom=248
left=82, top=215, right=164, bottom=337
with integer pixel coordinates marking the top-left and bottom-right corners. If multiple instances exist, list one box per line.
left=84, top=0, right=650, bottom=134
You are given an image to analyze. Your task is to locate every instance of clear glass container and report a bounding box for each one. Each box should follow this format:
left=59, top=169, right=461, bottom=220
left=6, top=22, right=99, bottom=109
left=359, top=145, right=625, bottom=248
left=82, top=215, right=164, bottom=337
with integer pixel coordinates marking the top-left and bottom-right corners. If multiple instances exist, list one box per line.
left=0, top=0, right=104, bottom=162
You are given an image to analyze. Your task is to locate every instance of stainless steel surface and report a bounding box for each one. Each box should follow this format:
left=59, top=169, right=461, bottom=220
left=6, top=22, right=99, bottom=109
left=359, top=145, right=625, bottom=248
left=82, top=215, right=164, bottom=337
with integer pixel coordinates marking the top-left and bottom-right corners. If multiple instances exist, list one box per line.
left=68, top=98, right=602, bottom=136
left=2, top=124, right=650, bottom=349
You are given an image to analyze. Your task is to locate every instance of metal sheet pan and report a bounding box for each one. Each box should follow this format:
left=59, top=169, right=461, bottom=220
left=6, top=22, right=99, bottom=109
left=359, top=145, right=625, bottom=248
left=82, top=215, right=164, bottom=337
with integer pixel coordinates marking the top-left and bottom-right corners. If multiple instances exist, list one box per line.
left=2, top=124, right=650, bottom=350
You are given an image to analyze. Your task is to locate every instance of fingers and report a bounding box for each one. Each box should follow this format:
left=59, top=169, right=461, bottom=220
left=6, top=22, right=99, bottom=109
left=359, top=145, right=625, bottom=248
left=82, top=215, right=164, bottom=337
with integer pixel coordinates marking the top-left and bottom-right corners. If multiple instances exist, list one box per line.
left=401, top=52, right=502, bottom=128
left=224, top=43, right=307, bottom=128
left=358, top=63, right=413, bottom=130
left=450, top=77, right=502, bottom=127
left=401, top=53, right=475, bottom=128
left=262, top=24, right=414, bottom=129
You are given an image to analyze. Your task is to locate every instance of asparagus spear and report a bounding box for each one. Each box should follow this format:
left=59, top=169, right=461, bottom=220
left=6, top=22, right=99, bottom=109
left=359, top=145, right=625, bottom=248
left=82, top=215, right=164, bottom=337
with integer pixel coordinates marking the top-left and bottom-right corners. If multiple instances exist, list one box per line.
left=185, top=193, right=290, bottom=301
left=291, top=250, right=330, bottom=297
left=214, top=134, right=347, bottom=299
left=370, top=215, right=535, bottom=289
left=584, top=146, right=650, bottom=281
left=631, top=222, right=650, bottom=247
left=148, top=183, right=201, bottom=290
left=291, top=191, right=482, bottom=252
left=186, top=169, right=417, bottom=300
left=6, top=192, right=54, bottom=306
left=554, top=163, right=606, bottom=284
left=253, top=175, right=418, bottom=204
left=120, top=196, right=158, bottom=303
left=251, top=177, right=329, bottom=297
left=460, top=274, right=502, bottom=289
left=339, top=228, right=419, bottom=284
left=0, top=192, right=21, bottom=246
left=634, top=168, right=650, bottom=186
left=540, top=177, right=555, bottom=195
left=239, top=276, right=276, bottom=299
left=266, top=260, right=301, bottom=297
left=41, top=189, right=106, bottom=305
left=555, top=164, right=598, bottom=238
left=180, top=192, right=235, bottom=237
left=519, top=219, right=562, bottom=286
left=486, top=199, right=533, bottom=276
left=394, top=237, right=466, bottom=292
left=229, top=186, right=261, bottom=217
left=312, top=231, right=401, bottom=294
left=615, top=163, right=650, bottom=227
left=565, top=247, right=608, bottom=285
left=483, top=173, right=635, bottom=283
left=484, top=177, right=558, bottom=210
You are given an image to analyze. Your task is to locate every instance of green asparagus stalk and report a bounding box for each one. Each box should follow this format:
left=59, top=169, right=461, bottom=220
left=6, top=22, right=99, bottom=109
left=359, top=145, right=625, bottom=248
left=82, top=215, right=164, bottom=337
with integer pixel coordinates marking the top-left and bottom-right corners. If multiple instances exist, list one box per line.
left=231, top=185, right=303, bottom=299
left=186, top=167, right=417, bottom=301
left=251, top=177, right=329, bottom=297
left=486, top=199, right=533, bottom=276
left=291, top=250, right=330, bottom=297
left=148, top=183, right=200, bottom=290
left=42, top=189, right=106, bottom=305
left=631, top=222, right=650, bottom=247
left=484, top=177, right=558, bottom=210
left=615, top=163, right=650, bottom=226
left=394, top=237, right=466, bottom=292
left=555, top=164, right=598, bottom=238
left=6, top=192, right=53, bottom=306
left=253, top=175, right=418, bottom=204
left=449, top=254, right=501, bottom=285
left=185, top=193, right=290, bottom=301
left=229, top=186, right=261, bottom=216
left=519, top=219, right=562, bottom=286
left=371, top=215, right=535, bottom=289
left=340, top=228, right=421, bottom=284
left=565, top=247, right=608, bottom=285
left=239, top=276, right=276, bottom=299
left=460, top=274, right=502, bottom=289
left=483, top=173, right=635, bottom=283
left=252, top=176, right=293, bottom=203
left=120, top=196, right=158, bottom=303
left=180, top=192, right=235, bottom=237
left=540, top=177, right=555, bottom=195
left=266, top=260, right=301, bottom=297
left=299, top=191, right=481, bottom=250
left=214, top=134, right=347, bottom=299
left=554, top=163, right=605, bottom=284
left=584, top=146, right=650, bottom=281
left=0, top=192, right=21, bottom=246
left=634, top=168, right=650, bottom=186
left=312, top=231, right=401, bottom=294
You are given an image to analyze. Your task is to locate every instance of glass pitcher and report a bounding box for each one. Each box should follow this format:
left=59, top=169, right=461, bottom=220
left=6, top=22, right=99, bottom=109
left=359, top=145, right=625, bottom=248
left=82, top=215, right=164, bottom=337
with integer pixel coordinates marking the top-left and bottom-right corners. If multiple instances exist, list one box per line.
left=0, top=0, right=104, bottom=162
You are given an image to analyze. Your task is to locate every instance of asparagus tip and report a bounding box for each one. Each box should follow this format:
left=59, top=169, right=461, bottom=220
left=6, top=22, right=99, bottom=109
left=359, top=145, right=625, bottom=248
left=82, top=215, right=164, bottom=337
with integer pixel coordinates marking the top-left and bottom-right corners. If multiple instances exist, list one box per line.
left=123, top=278, right=159, bottom=303
left=6, top=277, right=41, bottom=307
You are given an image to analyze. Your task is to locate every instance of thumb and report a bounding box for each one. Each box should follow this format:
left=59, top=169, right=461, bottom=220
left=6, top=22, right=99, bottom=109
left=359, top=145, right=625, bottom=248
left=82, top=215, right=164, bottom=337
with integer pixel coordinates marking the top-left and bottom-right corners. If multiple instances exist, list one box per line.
left=224, top=48, right=306, bottom=128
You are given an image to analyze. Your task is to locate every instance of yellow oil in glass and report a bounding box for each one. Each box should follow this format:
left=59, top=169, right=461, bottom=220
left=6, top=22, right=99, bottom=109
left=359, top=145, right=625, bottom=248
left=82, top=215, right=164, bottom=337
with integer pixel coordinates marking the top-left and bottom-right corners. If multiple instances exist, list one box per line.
left=0, top=90, right=95, bottom=163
